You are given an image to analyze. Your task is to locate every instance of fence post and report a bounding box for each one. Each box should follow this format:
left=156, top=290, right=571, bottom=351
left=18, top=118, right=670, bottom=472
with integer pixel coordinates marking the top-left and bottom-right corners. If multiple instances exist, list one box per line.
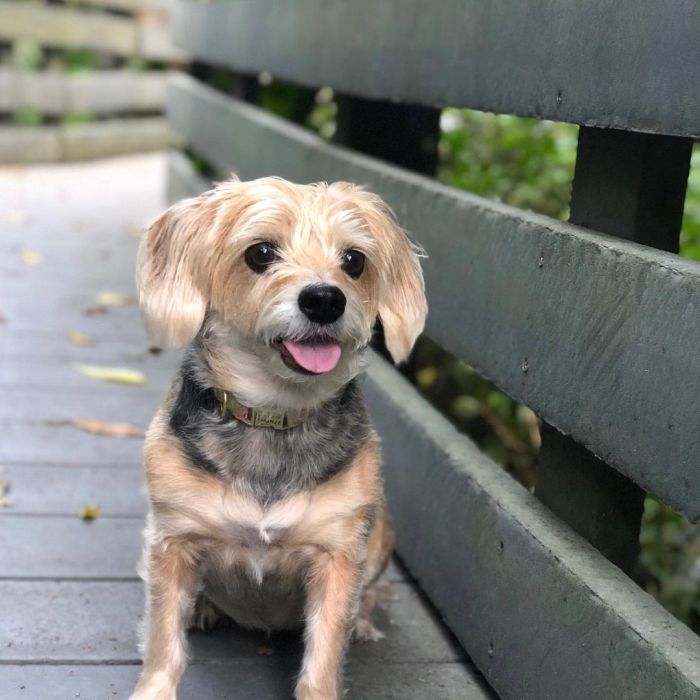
left=535, top=126, right=693, bottom=573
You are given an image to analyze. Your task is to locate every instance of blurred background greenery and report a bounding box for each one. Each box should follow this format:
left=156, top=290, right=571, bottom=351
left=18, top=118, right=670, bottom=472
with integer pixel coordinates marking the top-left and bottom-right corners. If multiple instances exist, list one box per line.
left=4, top=33, right=699, bottom=632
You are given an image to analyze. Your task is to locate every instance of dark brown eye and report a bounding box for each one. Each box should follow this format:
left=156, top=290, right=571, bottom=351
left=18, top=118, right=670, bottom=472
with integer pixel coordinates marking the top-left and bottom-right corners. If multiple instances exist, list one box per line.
left=244, top=242, right=278, bottom=273
left=341, top=249, right=365, bottom=279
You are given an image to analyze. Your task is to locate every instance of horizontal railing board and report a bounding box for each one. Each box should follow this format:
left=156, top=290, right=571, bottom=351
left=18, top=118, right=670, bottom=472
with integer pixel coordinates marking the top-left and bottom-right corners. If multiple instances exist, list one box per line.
left=363, top=353, right=700, bottom=700
left=167, top=74, right=700, bottom=521
left=0, top=118, right=182, bottom=164
left=78, top=0, right=170, bottom=12
left=171, top=0, right=700, bottom=138
left=0, top=69, right=167, bottom=115
left=0, top=2, right=187, bottom=62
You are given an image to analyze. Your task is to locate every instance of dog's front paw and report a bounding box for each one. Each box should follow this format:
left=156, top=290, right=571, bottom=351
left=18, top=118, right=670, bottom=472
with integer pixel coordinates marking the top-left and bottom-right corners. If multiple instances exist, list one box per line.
left=129, top=672, right=176, bottom=700
left=295, top=678, right=340, bottom=700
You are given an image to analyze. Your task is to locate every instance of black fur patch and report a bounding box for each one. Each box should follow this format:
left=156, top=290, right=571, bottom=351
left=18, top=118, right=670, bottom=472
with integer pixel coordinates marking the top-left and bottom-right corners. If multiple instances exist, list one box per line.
left=169, top=352, right=371, bottom=504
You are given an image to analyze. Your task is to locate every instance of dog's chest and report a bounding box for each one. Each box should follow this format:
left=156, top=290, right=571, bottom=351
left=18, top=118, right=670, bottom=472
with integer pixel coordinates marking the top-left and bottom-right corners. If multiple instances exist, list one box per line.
left=198, top=493, right=353, bottom=630
left=170, top=373, right=370, bottom=503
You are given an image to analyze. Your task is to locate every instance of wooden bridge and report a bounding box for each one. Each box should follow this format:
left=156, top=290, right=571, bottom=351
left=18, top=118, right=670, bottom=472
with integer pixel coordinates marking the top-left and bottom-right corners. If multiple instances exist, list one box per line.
left=1, top=0, right=700, bottom=698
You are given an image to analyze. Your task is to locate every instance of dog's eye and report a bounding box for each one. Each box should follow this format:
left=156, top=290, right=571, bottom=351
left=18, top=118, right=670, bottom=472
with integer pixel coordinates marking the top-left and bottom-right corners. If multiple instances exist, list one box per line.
left=340, top=249, right=365, bottom=279
left=245, top=242, right=278, bottom=273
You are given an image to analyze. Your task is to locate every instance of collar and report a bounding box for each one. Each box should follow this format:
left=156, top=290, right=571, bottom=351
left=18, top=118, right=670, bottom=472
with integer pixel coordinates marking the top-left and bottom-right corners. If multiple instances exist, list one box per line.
left=214, top=389, right=306, bottom=430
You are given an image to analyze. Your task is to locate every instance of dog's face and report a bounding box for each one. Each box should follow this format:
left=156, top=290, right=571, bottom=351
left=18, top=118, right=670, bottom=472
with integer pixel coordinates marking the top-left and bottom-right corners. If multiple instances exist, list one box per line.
left=138, top=177, right=426, bottom=407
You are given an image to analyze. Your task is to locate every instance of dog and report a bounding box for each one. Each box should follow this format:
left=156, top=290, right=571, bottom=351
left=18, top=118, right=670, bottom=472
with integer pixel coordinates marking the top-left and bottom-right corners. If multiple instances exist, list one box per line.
left=129, top=176, right=427, bottom=700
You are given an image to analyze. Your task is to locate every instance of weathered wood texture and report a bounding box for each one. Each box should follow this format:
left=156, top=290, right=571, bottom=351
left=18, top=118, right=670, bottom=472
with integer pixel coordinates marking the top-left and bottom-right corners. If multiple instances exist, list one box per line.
left=0, top=118, right=181, bottom=164
left=167, top=74, right=700, bottom=522
left=171, top=0, right=700, bottom=137
left=0, top=68, right=167, bottom=115
left=363, top=355, right=700, bottom=700
left=0, top=154, right=492, bottom=700
left=0, top=1, right=187, bottom=61
left=535, top=127, right=693, bottom=572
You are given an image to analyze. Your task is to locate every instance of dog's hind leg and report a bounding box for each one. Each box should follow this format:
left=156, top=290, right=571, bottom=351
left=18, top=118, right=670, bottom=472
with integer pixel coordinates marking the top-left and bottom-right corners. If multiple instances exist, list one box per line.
left=191, top=593, right=228, bottom=632
left=353, top=499, right=394, bottom=643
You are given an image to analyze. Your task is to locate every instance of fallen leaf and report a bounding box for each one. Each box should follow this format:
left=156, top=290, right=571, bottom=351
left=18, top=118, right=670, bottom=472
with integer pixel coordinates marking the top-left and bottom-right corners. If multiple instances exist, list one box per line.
left=0, top=209, right=27, bottom=225
left=84, top=306, right=108, bottom=316
left=1, top=479, right=13, bottom=508
left=256, top=646, right=274, bottom=656
left=96, top=291, right=135, bottom=306
left=19, top=249, right=42, bottom=267
left=77, top=365, right=145, bottom=385
left=72, top=419, right=145, bottom=438
left=79, top=504, right=101, bottom=521
left=148, top=346, right=163, bottom=355
left=68, top=331, right=93, bottom=347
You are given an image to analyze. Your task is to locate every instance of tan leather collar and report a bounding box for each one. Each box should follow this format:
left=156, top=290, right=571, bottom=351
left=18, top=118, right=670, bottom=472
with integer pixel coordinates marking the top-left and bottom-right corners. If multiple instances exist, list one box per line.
left=215, top=389, right=306, bottom=430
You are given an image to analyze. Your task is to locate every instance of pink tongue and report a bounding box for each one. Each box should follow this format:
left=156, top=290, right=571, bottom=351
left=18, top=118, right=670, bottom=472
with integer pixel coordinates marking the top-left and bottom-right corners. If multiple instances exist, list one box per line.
left=282, top=340, right=342, bottom=374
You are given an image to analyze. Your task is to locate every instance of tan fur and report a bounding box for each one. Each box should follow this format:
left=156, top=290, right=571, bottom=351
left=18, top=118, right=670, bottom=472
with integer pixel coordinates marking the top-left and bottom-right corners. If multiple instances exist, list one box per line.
left=137, top=177, right=426, bottom=366
left=133, top=414, right=391, bottom=700
left=131, top=176, right=426, bottom=700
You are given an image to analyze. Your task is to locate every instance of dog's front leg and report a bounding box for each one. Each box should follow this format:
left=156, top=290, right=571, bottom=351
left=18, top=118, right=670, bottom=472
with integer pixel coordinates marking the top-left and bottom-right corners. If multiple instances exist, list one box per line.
left=296, top=551, right=363, bottom=700
left=130, top=539, right=198, bottom=700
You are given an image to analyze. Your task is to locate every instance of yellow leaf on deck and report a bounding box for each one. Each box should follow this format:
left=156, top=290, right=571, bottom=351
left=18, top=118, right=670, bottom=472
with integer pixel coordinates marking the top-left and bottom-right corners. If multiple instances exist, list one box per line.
left=96, top=291, right=135, bottom=306
left=68, top=331, right=93, bottom=347
left=72, top=419, right=145, bottom=438
left=79, top=504, right=101, bottom=521
left=77, top=365, right=145, bottom=385
left=19, top=249, right=42, bottom=267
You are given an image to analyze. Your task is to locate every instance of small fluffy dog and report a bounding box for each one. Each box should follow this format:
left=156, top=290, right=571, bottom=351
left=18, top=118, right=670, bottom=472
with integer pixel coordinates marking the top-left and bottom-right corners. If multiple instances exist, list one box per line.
left=129, top=176, right=427, bottom=700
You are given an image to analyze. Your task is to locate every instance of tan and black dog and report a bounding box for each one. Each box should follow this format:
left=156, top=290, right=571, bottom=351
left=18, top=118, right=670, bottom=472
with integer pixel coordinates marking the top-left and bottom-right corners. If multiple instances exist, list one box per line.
left=129, top=177, right=427, bottom=700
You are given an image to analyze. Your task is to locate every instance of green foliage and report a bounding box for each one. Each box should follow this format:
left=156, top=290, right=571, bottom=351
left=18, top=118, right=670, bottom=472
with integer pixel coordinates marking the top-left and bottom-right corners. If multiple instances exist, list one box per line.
left=681, top=147, right=700, bottom=261
left=638, top=497, right=700, bottom=630
left=439, top=109, right=577, bottom=220
left=63, top=48, right=99, bottom=73
left=12, top=108, right=42, bottom=126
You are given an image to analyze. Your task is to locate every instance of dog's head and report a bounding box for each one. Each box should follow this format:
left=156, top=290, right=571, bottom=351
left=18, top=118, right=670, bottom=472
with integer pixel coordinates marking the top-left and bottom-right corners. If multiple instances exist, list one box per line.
left=137, top=177, right=426, bottom=407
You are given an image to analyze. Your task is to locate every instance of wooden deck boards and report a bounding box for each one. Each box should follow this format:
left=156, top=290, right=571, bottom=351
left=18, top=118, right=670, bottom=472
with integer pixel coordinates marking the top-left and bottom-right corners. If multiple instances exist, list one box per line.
left=0, top=154, right=493, bottom=699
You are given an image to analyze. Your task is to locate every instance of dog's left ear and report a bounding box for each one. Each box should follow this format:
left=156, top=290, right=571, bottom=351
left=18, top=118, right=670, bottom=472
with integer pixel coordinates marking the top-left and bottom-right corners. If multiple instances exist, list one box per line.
left=350, top=190, right=427, bottom=363
left=136, top=192, right=217, bottom=347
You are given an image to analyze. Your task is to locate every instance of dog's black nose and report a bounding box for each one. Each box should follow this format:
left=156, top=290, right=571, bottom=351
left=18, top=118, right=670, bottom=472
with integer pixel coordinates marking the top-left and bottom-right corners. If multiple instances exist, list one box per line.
left=298, top=284, right=346, bottom=325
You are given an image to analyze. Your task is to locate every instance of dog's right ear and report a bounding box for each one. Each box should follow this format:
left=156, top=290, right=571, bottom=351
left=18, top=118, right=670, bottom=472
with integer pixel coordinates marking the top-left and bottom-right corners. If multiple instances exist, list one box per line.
left=136, top=193, right=217, bottom=348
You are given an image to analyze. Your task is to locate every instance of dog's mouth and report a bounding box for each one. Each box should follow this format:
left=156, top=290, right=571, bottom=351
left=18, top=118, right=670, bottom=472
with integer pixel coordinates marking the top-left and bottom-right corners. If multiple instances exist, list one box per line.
left=275, top=337, right=342, bottom=375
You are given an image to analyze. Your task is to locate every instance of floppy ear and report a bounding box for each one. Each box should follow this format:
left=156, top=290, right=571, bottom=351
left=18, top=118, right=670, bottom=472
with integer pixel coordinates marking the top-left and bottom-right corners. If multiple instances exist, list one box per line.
left=351, top=190, right=427, bottom=363
left=136, top=192, right=217, bottom=347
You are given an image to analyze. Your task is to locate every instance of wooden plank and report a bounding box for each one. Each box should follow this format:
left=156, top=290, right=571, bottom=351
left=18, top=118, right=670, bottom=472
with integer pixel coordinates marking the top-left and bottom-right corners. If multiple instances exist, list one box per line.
left=0, top=2, right=186, bottom=61
left=0, top=68, right=167, bottom=115
left=535, top=127, right=693, bottom=572
left=0, top=118, right=181, bottom=164
left=0, top=464, right=147, bottom=516
left=0, top=579, right=464, bottom=665
left=77, top=0, right=169, bottom=13
left=0, top=661, right=490, bottom=700
left=363, top=353, right=700, bottom=700
left=171, top=0, right=700, bottom=138
left=166, top=75, right=700, bottom=522
left=0, top=516, right=142, bottom=579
